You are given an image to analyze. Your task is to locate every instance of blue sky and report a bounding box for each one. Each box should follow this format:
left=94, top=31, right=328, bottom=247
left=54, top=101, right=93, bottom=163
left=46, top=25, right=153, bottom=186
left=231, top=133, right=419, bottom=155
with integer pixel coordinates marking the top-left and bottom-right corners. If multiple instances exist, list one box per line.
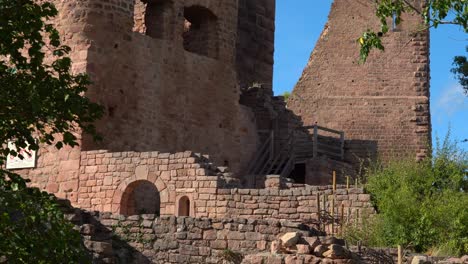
left=273, top=0, right=468, bottom=150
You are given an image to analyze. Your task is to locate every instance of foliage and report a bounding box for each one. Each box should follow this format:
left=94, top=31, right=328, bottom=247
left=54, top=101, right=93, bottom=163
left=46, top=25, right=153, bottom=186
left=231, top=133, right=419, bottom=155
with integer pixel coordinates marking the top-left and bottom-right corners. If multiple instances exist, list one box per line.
left=451, top=47, right=468, bottom=94
left=345, top=134, right=468, bottom=256
left=282, top=91, right=291, bottom=101
left=358, top=0, right=468, bottom=91
left=0, top=170, right=89, bottom=263
left=0, top=1, right=103, bottom=262
left=0, top=0, right=103, bottom=164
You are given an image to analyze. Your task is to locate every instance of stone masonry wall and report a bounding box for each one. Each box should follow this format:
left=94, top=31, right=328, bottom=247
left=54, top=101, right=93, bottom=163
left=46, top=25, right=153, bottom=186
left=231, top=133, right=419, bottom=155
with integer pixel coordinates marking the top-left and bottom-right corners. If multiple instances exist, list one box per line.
left=18, top=149, right=374, bottom=223
left=236, top=0, right=276, bottom=89
left=288, top=0, right=431, bottom=167
left=97, top=214, right=319, bottom=264
left=211, top=186, right=374, bottom=223
left=42, top=0, right=278, bottom=176
left=76, top=151, right=374, bottom=222
left=76, top=0, right=254, bottom=174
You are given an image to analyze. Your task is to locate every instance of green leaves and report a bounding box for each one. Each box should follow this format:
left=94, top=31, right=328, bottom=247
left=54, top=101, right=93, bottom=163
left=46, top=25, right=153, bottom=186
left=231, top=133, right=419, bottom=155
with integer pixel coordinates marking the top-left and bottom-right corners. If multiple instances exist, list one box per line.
left=0, top=0, right=104, bottom=166
left=361, top=135, right=468, bottom=255
left=359, top=0, right=468, bottom=63
left=0, top=170, right=89, bottom=264
left=451, top=47, right=468, bottom=94
left=358, top=31, right=385, bottom=63
left=0, top=1, right=102, bottom=262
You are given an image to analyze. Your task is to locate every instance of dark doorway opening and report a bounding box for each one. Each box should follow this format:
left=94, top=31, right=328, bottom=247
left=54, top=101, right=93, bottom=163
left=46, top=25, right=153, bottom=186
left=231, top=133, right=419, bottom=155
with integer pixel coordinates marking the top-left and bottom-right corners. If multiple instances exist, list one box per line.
left=289, top=163, right=306, bottom=184
left=120, top=180, right=160, bottom=216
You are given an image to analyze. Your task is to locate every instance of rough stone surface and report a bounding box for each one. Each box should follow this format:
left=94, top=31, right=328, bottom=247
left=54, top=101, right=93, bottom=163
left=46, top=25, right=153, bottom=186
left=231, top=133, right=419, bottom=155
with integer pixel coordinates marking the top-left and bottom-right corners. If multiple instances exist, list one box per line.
left=288, top=0, right=431, bottom=168
left=313, top=245, right=329, bottom=258
left=280, top=232, right=301, bottom=248
left=323, top=244, right=350, bottom=259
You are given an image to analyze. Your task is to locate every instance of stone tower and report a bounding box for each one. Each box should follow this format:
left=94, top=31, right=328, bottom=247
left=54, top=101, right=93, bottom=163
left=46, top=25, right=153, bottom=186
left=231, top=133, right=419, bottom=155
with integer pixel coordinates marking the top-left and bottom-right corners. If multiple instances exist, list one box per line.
left=46, top=0, right=275, bottom=174
left=16, top=0, right=276, bottom=204
left=288, top=0, right=431, bottom=166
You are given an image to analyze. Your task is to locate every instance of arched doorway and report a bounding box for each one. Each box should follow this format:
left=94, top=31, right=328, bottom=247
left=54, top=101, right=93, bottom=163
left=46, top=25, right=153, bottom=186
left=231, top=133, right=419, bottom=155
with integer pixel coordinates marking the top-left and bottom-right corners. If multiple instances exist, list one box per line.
left=120, top=180, right=160, bottom=216
left=178, top=196, right=190, bottom=217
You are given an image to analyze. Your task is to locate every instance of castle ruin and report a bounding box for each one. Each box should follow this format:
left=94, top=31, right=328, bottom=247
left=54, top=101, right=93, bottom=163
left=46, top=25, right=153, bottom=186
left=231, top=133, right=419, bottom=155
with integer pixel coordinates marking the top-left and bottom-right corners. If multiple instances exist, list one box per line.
left=9, top=0, right=431, bottom=262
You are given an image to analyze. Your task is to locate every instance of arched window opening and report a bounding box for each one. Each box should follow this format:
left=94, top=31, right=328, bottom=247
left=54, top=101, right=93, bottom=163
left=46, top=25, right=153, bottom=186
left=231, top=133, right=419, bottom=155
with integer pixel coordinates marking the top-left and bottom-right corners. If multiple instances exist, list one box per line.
left=183, top=5, right=219, bottom=58
left=120, top=180, right=160, bottom=216
left=178, top=196, right=190, bottom=217
left=133, top=0, right=174, bottom=39
left=145, top=0, right=174, bottom=39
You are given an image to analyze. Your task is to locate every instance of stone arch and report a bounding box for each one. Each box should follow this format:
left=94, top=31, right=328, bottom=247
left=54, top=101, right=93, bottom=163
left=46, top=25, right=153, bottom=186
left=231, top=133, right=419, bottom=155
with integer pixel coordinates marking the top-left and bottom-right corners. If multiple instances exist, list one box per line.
left=120, top=180, right=161, bottom=215
left=175, top=193, right=195, bottom=217
left=112, top=165, right=170, bottom=214
left=178, top=196, right=190, bottom=216
left=183, top=5, right=219, bottom=58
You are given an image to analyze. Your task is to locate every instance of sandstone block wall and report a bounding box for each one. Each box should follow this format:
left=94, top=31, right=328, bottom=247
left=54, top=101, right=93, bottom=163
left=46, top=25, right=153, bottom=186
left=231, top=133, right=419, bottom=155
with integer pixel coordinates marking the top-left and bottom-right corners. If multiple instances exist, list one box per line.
left=98, top=214, right=318, bottom=264
left=19, top=149, right=374, bottom=222
left=211, top=186, right=374, bottom=223
left=43, top=0, right=278, bottom=176
left=236, top=0, right=276, bottom=88
left=288, top=0, right=431, bottom=167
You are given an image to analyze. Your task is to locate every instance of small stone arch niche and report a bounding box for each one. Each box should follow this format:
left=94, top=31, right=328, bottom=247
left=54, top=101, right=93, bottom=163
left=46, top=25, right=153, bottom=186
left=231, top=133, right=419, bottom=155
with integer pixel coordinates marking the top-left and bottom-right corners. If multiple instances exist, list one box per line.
left=120, top=180, right=161, bottom=216
left=176, top=194, right=195, bottom=217
left=183, top=5, right=219, bottom=59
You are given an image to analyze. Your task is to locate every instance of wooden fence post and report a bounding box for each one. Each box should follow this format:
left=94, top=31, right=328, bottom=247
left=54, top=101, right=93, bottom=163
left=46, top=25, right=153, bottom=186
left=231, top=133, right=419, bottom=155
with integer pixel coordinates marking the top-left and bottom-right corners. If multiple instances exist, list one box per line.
left=398, top=245, right=403, bottom=264
left=332, top=171, right=336, bottom=193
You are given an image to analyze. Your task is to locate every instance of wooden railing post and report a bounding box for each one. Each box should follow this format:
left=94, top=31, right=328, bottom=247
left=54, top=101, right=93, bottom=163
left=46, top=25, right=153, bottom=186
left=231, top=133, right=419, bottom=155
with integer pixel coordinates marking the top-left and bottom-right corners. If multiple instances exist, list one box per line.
left=313, top=124, right=318, bottom=158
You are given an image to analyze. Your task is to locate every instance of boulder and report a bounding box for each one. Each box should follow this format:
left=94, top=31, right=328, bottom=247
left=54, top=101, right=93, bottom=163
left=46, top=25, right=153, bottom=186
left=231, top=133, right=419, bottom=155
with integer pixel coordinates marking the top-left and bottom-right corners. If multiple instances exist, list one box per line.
left=322, top=244, right=350, bottom=259
left=297, top=244, right=311, bottom=254
left=443, top=257, right=466, bottom=264
left=280, top=232, right=301, bottom=248
left=302, top=237, right=321, bottom=249
left=271, top=240, right=282, bottom=254
left=313, top=244, right=328, bottom=257
left=320, top=236, right=346, bottom=246
left=411, top=255, right=431, bottom=264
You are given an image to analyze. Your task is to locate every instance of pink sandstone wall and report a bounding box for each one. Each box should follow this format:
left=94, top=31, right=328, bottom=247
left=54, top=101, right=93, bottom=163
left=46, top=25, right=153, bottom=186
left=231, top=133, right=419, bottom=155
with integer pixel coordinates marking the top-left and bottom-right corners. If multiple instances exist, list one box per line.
left=76, top=0, right=254, bottom=174
left=72, top=150, right=373, bottom=222
left=288, top=0, right=431, bottom=166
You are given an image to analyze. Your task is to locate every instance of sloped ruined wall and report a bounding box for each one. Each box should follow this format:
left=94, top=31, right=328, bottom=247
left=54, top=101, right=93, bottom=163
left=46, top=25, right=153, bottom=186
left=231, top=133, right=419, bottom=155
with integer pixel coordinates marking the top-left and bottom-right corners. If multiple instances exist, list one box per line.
left=288, top=0, right=431, bottom=166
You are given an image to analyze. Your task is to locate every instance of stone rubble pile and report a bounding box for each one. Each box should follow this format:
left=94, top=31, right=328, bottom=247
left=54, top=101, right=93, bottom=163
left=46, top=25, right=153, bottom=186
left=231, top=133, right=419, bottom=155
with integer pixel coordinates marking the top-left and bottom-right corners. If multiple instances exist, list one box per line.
left=243, top=232, right=357, bottom=264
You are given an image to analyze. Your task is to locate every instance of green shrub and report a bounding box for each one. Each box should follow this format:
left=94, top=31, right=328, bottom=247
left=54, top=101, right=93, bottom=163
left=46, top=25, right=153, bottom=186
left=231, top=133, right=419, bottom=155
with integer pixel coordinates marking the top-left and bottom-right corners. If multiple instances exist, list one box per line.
left=345, top=134, right=468, bottom=256
left=0, top=170, right=89, bottom=264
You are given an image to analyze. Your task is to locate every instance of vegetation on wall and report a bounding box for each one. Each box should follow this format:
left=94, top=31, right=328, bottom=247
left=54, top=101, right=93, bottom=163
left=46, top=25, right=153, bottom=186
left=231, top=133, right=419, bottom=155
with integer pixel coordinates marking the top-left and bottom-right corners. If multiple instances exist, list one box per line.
left=358, top=0, right=468, bottom=93
left=0, top=1, right=103, bottom=262
left=345, top=134, right=468, bottom=256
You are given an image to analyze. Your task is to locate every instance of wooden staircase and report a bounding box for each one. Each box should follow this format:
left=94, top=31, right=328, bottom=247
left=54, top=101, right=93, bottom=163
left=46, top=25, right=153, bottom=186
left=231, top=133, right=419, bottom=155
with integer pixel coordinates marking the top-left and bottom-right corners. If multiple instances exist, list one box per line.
left=246, top=124, right=345, bottom=187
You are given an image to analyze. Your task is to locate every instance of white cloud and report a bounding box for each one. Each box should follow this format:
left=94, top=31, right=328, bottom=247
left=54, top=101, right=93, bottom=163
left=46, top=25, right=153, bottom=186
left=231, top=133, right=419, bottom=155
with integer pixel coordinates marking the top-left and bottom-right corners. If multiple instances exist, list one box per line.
left=434, top=84, right=468, bottom=123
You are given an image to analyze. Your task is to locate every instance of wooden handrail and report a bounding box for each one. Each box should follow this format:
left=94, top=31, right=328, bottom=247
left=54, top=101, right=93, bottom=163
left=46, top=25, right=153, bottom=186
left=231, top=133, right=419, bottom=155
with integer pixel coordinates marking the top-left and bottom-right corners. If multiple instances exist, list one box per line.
left=303, top=125, right=343, bottom=135
left=247, top=132, right=273, bottom=176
